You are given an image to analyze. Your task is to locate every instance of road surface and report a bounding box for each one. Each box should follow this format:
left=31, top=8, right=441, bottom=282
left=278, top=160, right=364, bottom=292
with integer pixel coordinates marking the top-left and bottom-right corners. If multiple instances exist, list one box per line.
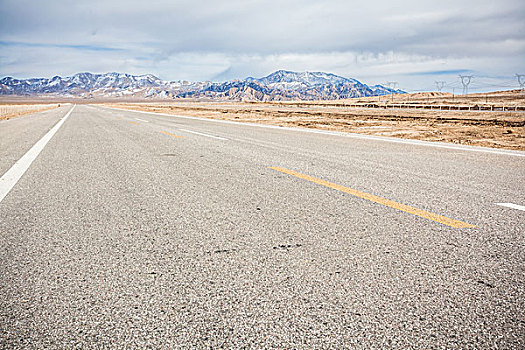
left=1, top=105, right=524, bottom=348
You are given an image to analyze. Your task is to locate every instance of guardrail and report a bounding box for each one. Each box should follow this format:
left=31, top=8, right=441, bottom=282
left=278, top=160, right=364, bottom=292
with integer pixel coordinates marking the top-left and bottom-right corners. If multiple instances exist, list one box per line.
left=343, top=104, right=525, bottom=111
left=270, top=101, right=525, bottom=112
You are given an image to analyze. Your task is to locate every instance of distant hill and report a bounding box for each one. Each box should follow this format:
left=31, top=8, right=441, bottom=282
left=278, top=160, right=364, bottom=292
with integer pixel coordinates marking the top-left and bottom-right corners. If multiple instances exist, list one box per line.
left=0, top=70, right=404, bottom=101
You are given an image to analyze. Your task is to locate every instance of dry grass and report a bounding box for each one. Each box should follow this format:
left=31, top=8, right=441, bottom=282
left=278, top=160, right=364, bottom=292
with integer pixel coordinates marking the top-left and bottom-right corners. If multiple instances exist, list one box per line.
left=0, top=103, right=62, bottom=120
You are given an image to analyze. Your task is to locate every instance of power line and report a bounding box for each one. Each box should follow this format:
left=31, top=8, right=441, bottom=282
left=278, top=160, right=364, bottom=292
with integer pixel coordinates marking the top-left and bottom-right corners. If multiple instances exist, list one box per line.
left=386, top=81, right=398, bottom=89
left=459, top=75, right=473, bottom=95
left=386, top=81, right=398, bottom=101
left=435, top=81, right=446, bottom=92
left=517, top=74, right=525, bottom=93
left=374, top=75, right=522, bottom=95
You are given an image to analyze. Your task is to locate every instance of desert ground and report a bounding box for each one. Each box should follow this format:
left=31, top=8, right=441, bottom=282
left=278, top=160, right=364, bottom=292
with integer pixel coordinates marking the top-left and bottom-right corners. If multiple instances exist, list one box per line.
left=103, top=90, right=525, bottom=151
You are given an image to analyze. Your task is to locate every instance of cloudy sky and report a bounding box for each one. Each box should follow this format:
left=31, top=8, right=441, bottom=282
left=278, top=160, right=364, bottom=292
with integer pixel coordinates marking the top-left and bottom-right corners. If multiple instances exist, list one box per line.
left=1, top=0, right=524, bottom=91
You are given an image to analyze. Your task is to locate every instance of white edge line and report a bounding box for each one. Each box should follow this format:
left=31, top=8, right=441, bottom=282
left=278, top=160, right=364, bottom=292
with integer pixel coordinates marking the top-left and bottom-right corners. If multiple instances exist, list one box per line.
left=98, top=106, right=525, bottom=158
left=0, top=105, right=75, bottom=203
left=496, top=203, right=525, bottom=211
left=135, top=118, right=149, bottom=122
left=179, top=128, right=228, bottom=140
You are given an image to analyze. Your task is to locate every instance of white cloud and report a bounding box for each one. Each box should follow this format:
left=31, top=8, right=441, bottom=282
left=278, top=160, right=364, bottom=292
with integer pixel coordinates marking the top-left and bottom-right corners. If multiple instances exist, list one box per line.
left=1, top=0, right=524, bottom=91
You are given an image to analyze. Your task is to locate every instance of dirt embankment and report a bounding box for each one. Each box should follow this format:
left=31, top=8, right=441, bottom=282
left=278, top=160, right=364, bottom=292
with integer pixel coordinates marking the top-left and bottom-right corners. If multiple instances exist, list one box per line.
left=0, top=103, right=62, bottom=120
left=104, top=101, right=525, bottom=150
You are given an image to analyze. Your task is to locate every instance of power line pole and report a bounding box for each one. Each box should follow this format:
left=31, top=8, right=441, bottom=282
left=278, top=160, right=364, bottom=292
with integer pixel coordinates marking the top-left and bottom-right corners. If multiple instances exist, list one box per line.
left=459, top=75, right=473, bottom=95
left=517, top=74, right=525, bottom=94
left=435, top=81, right=446, bottom=92
left=387, top=81, right=398, bottom=102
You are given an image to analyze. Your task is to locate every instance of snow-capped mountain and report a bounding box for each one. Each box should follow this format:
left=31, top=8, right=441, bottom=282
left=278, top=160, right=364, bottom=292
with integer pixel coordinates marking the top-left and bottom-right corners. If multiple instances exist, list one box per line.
left=252, top=70, right=359, bottom=86
left=0, top=71, right=404, bottom=100
left=0, top=72, right=164, bottom=97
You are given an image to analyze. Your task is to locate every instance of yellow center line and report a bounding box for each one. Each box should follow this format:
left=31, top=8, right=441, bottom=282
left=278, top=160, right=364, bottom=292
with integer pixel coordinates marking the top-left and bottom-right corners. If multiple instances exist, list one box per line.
left=129, top=121, right=139, bottom=125
left=269, top=166, right=476, bottom=228
left=160, top=131, right=184, bottom=139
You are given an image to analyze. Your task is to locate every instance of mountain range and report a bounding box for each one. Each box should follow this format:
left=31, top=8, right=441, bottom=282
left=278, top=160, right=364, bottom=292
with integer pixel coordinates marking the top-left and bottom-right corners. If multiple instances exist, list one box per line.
left=0, top=70, right=404, bottom=101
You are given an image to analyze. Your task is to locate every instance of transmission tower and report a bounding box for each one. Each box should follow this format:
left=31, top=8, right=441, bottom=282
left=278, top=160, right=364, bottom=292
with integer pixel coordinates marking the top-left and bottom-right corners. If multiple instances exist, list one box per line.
left=459, top=75, right=473, bottom=95
left=517, top=74, right=525, bottom=93
left=435, top=81, right=446, bottom=92
left=387, top=81, right=398, bottom=101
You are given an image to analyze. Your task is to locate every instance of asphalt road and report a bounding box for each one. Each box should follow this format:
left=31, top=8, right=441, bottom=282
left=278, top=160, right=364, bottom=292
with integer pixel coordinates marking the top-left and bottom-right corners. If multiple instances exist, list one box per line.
left=1, top=105, right=524, bottom=349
